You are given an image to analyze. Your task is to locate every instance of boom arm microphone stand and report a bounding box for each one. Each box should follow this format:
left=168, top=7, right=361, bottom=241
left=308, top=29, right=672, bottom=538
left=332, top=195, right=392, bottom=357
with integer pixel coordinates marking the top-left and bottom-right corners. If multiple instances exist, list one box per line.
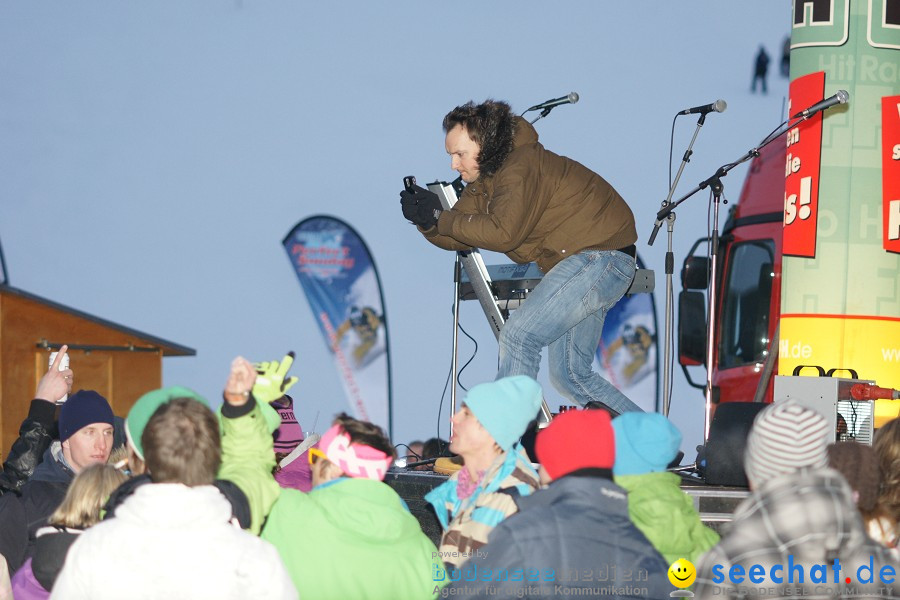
left=649, top=112, right=710, bottom=418
left=656, top=112, right=812, bottom=440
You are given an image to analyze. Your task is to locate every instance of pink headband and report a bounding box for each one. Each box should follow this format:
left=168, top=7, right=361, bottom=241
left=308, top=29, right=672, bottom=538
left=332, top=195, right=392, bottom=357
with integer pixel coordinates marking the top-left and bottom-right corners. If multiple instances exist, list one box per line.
left=318, top=424, right=392, bottom=481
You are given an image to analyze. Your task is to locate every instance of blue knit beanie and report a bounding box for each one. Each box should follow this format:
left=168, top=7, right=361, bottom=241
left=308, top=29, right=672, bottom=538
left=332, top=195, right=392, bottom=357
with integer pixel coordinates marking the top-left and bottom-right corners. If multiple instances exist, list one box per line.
left=463, top=376, right=543, bottom=451
left=612, top=412, right=682, bottom=475
left=59, top=390, right=115, bottom=443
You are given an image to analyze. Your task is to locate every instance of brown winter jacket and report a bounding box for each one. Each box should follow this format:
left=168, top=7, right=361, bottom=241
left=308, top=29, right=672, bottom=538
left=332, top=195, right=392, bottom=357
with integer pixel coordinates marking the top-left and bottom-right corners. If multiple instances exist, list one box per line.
left=423, top=117, right=637, bottom=273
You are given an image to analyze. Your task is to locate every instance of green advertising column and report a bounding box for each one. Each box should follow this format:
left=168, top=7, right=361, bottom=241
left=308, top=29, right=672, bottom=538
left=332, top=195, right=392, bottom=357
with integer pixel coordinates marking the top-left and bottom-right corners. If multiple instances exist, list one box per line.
left=780, top=0, right=900, bottom=425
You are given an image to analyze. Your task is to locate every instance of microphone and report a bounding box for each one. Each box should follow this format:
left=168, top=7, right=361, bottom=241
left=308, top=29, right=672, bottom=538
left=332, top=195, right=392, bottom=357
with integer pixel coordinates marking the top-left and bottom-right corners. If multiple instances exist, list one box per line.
left=791, top=90, right=849, bottom=119
left=526, top=92, right=579, bottom=112
left=678, top=99, right=727, bottom=115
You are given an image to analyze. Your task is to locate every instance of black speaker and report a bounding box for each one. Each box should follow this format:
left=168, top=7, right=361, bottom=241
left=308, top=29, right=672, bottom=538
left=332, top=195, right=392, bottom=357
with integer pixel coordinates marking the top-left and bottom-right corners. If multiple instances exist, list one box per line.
left=701, top=402, right=767, bottom=487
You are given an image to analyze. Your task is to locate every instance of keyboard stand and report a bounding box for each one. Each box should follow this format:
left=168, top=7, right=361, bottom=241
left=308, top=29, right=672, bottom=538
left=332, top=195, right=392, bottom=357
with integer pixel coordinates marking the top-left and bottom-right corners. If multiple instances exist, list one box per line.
left=428, top=180, right=554, bottom=429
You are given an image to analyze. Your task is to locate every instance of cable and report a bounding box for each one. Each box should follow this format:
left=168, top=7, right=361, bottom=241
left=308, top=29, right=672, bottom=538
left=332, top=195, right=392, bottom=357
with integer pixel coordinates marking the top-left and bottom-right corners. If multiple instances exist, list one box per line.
left=455, top=320, right=478, bottom=392
left=394, top=443, right=422, bottom=461
left=435, top=317, right=479, bottom=445
left=668, top=114, right=678, bottom=191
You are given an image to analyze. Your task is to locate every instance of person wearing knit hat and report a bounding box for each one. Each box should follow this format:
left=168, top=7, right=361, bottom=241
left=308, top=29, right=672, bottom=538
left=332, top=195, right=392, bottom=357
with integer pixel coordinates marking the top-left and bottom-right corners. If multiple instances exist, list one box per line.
left=452, top=375, right=544, bottom=453
left=424, top=376, right=543, bottom=567
left=58, top=390, right=115, bottom=474
left=694, top=400, right=900, bottom=599
left=611, top=412, right=719, bottom=565
left=743, top=399, right=829, bottom=489
left=535, top=408, right=615, bottom=479
left=52, top=396, right=297, bottom=600
left=0, top=390, right=115, bottom=575
left=444, top=409, right=671, bottom=599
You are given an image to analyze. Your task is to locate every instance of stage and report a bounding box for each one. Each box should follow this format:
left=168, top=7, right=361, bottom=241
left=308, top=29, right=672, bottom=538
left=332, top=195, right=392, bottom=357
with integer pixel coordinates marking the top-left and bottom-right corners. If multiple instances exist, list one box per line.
left=384, top=469, right=749, bottom=546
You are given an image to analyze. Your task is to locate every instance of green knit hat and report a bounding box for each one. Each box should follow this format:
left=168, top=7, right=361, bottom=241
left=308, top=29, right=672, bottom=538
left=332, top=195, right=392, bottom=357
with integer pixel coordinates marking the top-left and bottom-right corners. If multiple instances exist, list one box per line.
left=125, top=386, right=209, bottom=461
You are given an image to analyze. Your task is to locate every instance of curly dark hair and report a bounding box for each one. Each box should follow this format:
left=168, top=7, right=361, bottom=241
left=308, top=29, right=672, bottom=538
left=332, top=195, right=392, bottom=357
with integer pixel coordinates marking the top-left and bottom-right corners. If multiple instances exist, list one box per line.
left=442, top=100, right=517, bottom=178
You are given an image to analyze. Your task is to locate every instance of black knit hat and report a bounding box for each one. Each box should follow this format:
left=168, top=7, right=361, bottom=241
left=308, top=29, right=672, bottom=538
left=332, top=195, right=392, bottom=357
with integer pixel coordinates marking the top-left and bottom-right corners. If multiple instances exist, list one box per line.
left=59, top=390, right=114, bottom=442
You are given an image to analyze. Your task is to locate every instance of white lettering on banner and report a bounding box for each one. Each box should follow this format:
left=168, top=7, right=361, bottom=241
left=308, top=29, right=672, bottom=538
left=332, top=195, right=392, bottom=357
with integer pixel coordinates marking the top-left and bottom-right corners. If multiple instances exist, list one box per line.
left=861, top=55, right=900, bottom=84
left=786, top=153, right=802, bottom=176
left=818, top=55, right=856, bottom=82
left=889, top=200, right=900, bottom=241
left=785, top=177, right=813, bottom=225
left=780, top=339, right=813, bottom=359
left=882, top=348, right=900, bottom=362
left=893, top=144, right=900, bottom=160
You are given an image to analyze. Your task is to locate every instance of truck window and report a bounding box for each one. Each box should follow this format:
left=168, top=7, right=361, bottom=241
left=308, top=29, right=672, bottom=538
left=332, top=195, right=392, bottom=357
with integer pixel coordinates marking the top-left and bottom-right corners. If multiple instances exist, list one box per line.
left=718, top=240, right=775, bottom=369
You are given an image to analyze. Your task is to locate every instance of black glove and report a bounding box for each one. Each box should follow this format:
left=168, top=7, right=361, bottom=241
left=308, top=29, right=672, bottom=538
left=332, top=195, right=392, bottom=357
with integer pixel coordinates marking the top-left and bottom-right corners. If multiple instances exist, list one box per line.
left=400, top=189, right=420, bottom=222
left=399, top=184, right=443, bottom=229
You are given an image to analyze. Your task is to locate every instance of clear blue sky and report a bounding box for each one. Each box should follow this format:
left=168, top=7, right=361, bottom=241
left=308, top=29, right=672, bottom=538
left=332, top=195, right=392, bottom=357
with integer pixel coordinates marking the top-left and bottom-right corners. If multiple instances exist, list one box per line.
left=0, top=1, right=790, bottom=454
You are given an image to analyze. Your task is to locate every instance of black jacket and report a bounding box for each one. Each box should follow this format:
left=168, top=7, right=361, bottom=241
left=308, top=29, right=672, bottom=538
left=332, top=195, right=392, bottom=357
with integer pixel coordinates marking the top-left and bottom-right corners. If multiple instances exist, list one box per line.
left=445, top=473, right=672, bottom=599
left=0, top=400, right=56, bottom=495
left=0, top=444, right=74, bottom=574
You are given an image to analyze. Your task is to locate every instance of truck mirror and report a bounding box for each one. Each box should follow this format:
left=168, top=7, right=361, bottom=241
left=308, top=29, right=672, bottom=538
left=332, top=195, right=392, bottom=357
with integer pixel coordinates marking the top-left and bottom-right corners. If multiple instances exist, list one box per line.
left=678, top=290, right=707, bottom=365
left=682, top=256, right=710, bottom=290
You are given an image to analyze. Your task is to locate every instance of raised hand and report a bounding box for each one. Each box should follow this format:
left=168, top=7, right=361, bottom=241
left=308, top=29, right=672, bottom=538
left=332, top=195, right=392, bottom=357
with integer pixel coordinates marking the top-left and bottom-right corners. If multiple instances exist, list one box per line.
left=224, top=356, right=257, bottom=406
left=37, top=345, right=73, bottom=404
left=252, top=352, right=298, bottom=405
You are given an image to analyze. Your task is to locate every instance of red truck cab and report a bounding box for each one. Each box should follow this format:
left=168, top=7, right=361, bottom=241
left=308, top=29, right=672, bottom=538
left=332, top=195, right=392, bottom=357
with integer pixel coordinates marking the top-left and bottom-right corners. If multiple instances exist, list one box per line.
left=679, top=133, right=787, bottom=405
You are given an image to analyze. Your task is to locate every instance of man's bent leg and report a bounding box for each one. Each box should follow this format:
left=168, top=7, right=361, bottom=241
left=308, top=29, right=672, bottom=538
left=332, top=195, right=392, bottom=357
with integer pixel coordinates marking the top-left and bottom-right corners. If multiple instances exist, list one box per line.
left=545, top=250, right=641, bottom=414
left=497, top=252, right=606, bottom=381
left=548, top=310, right=643, bottom=415
left=497, top=251, right=635, bottom=394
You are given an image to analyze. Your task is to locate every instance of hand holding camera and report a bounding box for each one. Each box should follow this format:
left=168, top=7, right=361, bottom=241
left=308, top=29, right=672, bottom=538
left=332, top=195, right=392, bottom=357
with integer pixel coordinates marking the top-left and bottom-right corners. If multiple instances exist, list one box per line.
left=38, top=345, right=73, bottom=405
left=400, top=176, right=442, bottom=230
left=224, top=356, right=257, bottom=407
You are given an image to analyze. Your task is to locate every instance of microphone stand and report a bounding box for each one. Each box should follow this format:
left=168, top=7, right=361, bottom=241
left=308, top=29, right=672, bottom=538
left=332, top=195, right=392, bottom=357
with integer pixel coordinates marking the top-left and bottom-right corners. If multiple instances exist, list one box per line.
left=649, top=112, right=709, bottom=417
left=527, top=105, right=556, bottom=125
left=657, top=114, right=800, bottom=440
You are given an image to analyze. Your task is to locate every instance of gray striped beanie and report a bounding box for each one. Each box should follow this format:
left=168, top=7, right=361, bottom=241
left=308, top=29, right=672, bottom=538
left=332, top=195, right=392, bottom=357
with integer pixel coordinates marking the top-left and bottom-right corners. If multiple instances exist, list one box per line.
left=744, top=400, right=830, bottom=488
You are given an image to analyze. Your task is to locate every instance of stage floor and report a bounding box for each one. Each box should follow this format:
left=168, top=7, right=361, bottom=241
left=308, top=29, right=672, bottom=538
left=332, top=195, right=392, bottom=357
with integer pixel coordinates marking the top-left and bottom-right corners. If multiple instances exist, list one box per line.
left=385, top=469, right=749, bottom=546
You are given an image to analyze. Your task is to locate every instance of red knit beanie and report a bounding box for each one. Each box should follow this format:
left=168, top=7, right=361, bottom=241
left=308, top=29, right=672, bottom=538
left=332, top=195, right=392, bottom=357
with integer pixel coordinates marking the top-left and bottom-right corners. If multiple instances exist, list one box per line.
left=535, top=409, right=615, bottom=479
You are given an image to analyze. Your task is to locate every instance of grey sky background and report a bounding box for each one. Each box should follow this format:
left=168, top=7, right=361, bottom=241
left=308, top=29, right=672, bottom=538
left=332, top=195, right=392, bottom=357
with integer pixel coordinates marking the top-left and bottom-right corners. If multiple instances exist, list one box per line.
left=0, top=1, right=790, bottom=454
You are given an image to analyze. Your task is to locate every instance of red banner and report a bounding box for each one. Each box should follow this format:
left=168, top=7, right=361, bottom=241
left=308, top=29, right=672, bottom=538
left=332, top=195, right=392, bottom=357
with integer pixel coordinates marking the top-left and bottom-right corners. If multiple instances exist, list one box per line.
left=883, top=95, right=900, bottom=254
left=783, top=71, right=825, bottom=258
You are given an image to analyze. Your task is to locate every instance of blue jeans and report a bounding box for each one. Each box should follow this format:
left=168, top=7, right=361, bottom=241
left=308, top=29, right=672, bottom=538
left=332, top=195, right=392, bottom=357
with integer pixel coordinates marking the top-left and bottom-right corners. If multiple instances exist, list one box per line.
left=496, top=250, right=642, bottom=414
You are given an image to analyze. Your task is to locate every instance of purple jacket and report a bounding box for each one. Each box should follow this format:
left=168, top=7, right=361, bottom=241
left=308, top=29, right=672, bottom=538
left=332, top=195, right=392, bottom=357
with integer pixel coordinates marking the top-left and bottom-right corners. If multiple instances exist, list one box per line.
left=10, top=558, right=49, bottom=600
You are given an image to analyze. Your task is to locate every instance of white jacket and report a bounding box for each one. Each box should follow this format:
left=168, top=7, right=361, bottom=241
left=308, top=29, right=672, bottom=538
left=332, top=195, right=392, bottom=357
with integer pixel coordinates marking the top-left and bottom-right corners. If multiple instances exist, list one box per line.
left=50, top=483, right=297, bottom=600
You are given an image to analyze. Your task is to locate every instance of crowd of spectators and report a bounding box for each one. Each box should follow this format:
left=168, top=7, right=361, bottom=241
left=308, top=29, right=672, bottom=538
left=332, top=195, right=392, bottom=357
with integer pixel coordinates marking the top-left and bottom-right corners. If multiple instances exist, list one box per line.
left=0, top=347, right=897, bottom=599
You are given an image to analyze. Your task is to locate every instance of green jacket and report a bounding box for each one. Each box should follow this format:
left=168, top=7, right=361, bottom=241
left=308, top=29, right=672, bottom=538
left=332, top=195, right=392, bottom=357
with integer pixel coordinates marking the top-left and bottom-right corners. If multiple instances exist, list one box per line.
left=263, top=478, right=442, bottom=600
left=615, top=471, right=719, bottom=566
left=217, top=398, right=283, bottom=535
left=219, top=400, right=441, bottom=599
left=423, top=117, right=637, bottom=273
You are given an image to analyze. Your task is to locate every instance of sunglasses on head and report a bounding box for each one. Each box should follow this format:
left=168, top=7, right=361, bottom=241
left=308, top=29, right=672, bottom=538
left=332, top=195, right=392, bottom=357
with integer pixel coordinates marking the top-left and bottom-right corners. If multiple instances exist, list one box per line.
left=308, top=447, right=326, bottom=465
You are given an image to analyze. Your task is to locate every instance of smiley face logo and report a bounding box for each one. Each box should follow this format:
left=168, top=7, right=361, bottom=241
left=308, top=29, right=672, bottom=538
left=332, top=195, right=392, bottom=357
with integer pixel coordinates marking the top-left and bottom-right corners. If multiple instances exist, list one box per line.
left=668, top=558, right=696, bottom=588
